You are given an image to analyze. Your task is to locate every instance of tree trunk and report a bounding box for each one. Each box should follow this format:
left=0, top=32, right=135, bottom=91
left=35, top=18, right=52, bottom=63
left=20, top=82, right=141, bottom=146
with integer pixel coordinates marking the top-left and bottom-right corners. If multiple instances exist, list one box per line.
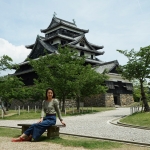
left=140, top=80, right=149, bottom=112
left=59, top=99, right=62, bottom=110
left=4, top=101, right=9, bottom=111
left=0, top=104, right=7, bottom=115
left=76, top=96, right=80, bottom=112
left=61, top=95, right=65, bottom=112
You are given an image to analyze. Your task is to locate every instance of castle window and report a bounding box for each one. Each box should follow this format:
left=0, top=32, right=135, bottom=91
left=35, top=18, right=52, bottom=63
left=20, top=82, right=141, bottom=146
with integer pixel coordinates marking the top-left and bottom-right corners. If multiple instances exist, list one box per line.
left=61, top=40, right=66, bottom=45
left=64, top=29, right=67, bottom=33
left=91, top=55, right=93, bottom=59
left=80, top=42, right=84, bottom=47
left=80, top=51, right=84, bottom=56
left=106, top=81, right=115, bottom=89
left=125, top=83, right=133, bottom=91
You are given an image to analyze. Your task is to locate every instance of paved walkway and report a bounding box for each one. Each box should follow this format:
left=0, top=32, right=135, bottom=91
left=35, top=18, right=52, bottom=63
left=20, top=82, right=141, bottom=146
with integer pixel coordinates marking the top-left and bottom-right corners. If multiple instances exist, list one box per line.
left=0, top=108, right=150, bottom=144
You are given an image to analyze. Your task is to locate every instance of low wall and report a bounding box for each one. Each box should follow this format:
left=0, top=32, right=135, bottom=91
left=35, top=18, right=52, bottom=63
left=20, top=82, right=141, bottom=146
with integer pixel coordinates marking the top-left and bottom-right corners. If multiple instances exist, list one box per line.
left=9, top=94, right=134, bottom=109
left=60, top=99, right=76, bottom=108
left=10, top=99, right=77, bottom=110
left=10, top=100, right=43, bottom=110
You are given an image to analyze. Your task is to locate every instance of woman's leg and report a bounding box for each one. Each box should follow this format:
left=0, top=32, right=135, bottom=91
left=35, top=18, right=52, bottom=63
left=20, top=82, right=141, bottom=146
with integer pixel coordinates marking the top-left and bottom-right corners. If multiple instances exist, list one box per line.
left=12, top=116, right=56, bottom=142
left=11, top=124, right=36, bottom=142
left=32, top=116, right=56, bottom=141
left=20, top=133, right=32, bottom=140
left=11, top=133, right=32, bottom=142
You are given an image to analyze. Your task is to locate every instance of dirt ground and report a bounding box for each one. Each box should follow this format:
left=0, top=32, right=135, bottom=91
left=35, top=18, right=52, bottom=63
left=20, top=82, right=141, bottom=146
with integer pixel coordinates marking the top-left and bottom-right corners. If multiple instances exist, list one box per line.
left=0, top=137, right=150, bottom=150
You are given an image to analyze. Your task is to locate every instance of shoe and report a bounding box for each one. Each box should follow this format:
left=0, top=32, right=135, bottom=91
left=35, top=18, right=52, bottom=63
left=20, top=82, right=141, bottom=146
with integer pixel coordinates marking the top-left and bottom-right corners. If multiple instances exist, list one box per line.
left=26, top=136, right=32, bottom=141
left=11, top=137, right=26, bottom=142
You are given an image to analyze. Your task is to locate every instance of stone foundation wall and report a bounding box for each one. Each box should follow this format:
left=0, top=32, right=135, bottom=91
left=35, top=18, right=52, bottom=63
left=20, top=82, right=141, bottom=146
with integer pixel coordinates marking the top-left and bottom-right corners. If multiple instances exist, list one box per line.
left=120, top=94, right=134, bottom=106
left=60, top=99, right=76, bottom=108
left=10, top=100, right=43, bottom=110
left=105, top=93, right=115, bottom=107
left=10, top=99, right=77, bottom=110
left=83, top=94, right=105, bottom=107
left=9, top=94, right=134, bottom=109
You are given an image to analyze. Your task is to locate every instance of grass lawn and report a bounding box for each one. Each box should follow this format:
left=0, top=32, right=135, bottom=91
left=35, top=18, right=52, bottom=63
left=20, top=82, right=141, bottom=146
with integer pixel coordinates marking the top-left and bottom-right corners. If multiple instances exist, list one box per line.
left=0, top=127, right=124, bottom=149
left=42, top=135, right=122, bottom=149
left=120, top=112, right=150, bottom=127
left=0, top=107, right=115, bottom=120
left=0, top=127, right=149, bottom=150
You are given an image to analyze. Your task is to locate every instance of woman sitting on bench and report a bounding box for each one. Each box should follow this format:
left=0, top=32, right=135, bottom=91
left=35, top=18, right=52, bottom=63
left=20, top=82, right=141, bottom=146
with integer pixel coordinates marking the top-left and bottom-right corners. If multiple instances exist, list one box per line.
left=11, top=87, right=66, bottom=142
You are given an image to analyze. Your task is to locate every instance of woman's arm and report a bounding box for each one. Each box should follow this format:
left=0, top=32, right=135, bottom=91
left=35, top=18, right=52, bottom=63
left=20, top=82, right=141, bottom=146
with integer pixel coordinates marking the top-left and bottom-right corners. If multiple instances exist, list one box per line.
left=37, top=117, right=43, bottom=123
left=54, top=99, right=66, bottom=126
left=37, top=100, right=45, bottom=123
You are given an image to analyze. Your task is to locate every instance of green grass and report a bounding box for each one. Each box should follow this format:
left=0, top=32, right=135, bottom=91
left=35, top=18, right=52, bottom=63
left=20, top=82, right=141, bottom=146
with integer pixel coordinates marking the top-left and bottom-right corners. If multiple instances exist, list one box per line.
left=0, top=127, right=20, bottom=137
left=41, top=135, right=122, bottom=149
left=0, top=107, right=115, bottom=120
left=0, top=110, right=41, bottom=120
left=126, top=102, right=140, bottom=107
left=0, top=127, right=122, bottom=149
left=120, top=112, right=150, bottom=127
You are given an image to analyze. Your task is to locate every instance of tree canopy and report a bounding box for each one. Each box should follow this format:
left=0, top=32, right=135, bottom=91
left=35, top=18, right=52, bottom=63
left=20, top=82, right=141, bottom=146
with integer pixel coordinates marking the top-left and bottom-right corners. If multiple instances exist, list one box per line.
left=29, top=46, right=108, bottom=111
left=0, top=55, right=13, bottom=71
left=0, top=55, right=24, bottom=111
left=117, top=45, right=150, bottom=111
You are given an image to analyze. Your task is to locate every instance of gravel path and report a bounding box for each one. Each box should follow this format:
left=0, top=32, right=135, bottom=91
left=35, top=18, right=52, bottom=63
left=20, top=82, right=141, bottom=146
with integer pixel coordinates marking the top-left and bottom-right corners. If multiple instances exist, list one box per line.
left=0, top=137, right=86, bottom=150
left=60, top=108, right=150, bottom=144
left=0, top=107, right=150, bottom=145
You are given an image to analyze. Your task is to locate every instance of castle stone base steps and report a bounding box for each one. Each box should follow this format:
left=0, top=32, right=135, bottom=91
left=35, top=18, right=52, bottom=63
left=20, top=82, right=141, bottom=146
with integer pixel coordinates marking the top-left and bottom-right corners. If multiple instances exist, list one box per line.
left=83, top=93, right=134, bottom=107
left=10, top=94, right=134, bottom=110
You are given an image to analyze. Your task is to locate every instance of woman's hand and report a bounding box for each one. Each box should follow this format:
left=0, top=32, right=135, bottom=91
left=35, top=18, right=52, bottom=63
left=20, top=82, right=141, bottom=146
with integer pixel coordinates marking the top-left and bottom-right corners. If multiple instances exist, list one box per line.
left=60, top=120, right=66, bottom=126
left=37, top=117, right=43, bottom=123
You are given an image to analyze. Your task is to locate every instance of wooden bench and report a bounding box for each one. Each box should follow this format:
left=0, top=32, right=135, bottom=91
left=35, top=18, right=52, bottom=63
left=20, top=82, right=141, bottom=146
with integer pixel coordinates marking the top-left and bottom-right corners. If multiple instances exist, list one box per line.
left=18, top=123, right=65, bottom=139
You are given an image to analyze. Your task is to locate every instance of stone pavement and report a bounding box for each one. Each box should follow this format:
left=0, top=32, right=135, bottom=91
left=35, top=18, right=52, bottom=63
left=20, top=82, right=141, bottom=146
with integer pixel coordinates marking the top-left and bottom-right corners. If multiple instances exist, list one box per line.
left=0, top=107, right=150, bottom=144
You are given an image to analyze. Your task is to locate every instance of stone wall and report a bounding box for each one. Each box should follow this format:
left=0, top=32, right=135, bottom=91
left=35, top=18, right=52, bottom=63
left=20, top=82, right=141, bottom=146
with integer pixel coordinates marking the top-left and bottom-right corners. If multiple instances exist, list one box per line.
left=84, top=93, right=134, bottom=107
left=60, top=99, right=76, bottom=108
left=10, top=99, right=43, bottom=110
left=83, top=94, right=105, bottom=107
left=9, top=94, right=134, bottom=109
left=120, top=94, right=134, bottom=106
left=105, top=93, right=114, bottom=107
left=10, top=99, right=77, bottom=110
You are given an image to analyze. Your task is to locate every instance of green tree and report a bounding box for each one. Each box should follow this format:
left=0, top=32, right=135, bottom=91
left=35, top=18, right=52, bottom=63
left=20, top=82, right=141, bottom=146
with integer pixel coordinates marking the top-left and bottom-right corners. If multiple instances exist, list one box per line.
left=0, top=55, right=24, bottom=111
left=73, top=65, right=108, bottom=110
left=132, top=80, right=142, bottom=102
left=117, top=46, right=150, bottom=111
left=29, top=47, right=84, bottom=111
left=0, top=76, right=24, bottom=110
left=132, top=80, right=150, bottom=102
left=29, top=46, right=108, bottom=111
left=0, top=55, right=14, bottom=71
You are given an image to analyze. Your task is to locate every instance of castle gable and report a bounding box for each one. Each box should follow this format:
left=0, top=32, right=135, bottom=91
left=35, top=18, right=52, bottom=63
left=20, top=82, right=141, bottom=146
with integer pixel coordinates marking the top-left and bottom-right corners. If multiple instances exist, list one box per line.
left=26, top=35, right=57, bottom=60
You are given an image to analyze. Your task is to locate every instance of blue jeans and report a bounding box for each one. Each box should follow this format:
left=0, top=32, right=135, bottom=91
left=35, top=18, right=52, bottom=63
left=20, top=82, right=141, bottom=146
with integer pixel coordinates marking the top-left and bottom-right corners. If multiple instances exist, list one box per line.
left=24, top=115, right=56, bottom=140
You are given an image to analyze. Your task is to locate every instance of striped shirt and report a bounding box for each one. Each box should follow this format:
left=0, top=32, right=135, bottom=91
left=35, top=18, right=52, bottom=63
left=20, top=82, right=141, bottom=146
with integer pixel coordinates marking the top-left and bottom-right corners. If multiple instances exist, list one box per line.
left=41, top=99, right=63, bottom=121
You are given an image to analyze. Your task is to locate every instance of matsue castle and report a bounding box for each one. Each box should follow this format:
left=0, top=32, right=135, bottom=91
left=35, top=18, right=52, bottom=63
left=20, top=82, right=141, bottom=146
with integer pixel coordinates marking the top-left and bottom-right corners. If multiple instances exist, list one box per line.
left=13, top=16, right=134, bottom=107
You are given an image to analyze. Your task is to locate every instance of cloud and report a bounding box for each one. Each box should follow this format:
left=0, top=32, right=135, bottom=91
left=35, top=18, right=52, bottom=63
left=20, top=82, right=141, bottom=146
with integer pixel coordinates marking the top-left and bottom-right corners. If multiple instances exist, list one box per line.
left=0, top=38, right=30, bottom=76
left=0, top=0, right=150, bottom=75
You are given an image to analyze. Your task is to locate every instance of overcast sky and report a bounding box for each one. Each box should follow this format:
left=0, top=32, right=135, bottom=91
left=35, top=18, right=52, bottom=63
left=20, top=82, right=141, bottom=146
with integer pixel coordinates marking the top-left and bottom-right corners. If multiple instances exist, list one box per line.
left=0, top=0, right=150, bottom=76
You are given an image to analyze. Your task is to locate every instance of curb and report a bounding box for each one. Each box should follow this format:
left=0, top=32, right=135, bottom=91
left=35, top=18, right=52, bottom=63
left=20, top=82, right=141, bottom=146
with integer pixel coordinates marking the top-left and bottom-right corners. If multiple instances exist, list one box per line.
left=60, top=132, right=150, bottom=147
left=117, top=121, right=150, bottom=130
left=110, top=115, right=150, bottom=130
left=1, top=125, right=150, bottom=147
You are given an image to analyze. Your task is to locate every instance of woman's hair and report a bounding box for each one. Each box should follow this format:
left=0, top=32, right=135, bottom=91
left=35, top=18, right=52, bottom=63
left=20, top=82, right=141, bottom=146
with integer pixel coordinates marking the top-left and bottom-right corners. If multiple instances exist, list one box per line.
left=45, top=88, right=56, bottom=99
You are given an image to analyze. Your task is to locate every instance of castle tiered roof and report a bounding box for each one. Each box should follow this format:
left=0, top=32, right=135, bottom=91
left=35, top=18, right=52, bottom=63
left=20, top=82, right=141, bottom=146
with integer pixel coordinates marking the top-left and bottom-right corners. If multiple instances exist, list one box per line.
left=41, top=17, right=89, bottom=33
left=13, top=16, right=107, bottom=77
left=24, top=16, right=105, bottom=65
